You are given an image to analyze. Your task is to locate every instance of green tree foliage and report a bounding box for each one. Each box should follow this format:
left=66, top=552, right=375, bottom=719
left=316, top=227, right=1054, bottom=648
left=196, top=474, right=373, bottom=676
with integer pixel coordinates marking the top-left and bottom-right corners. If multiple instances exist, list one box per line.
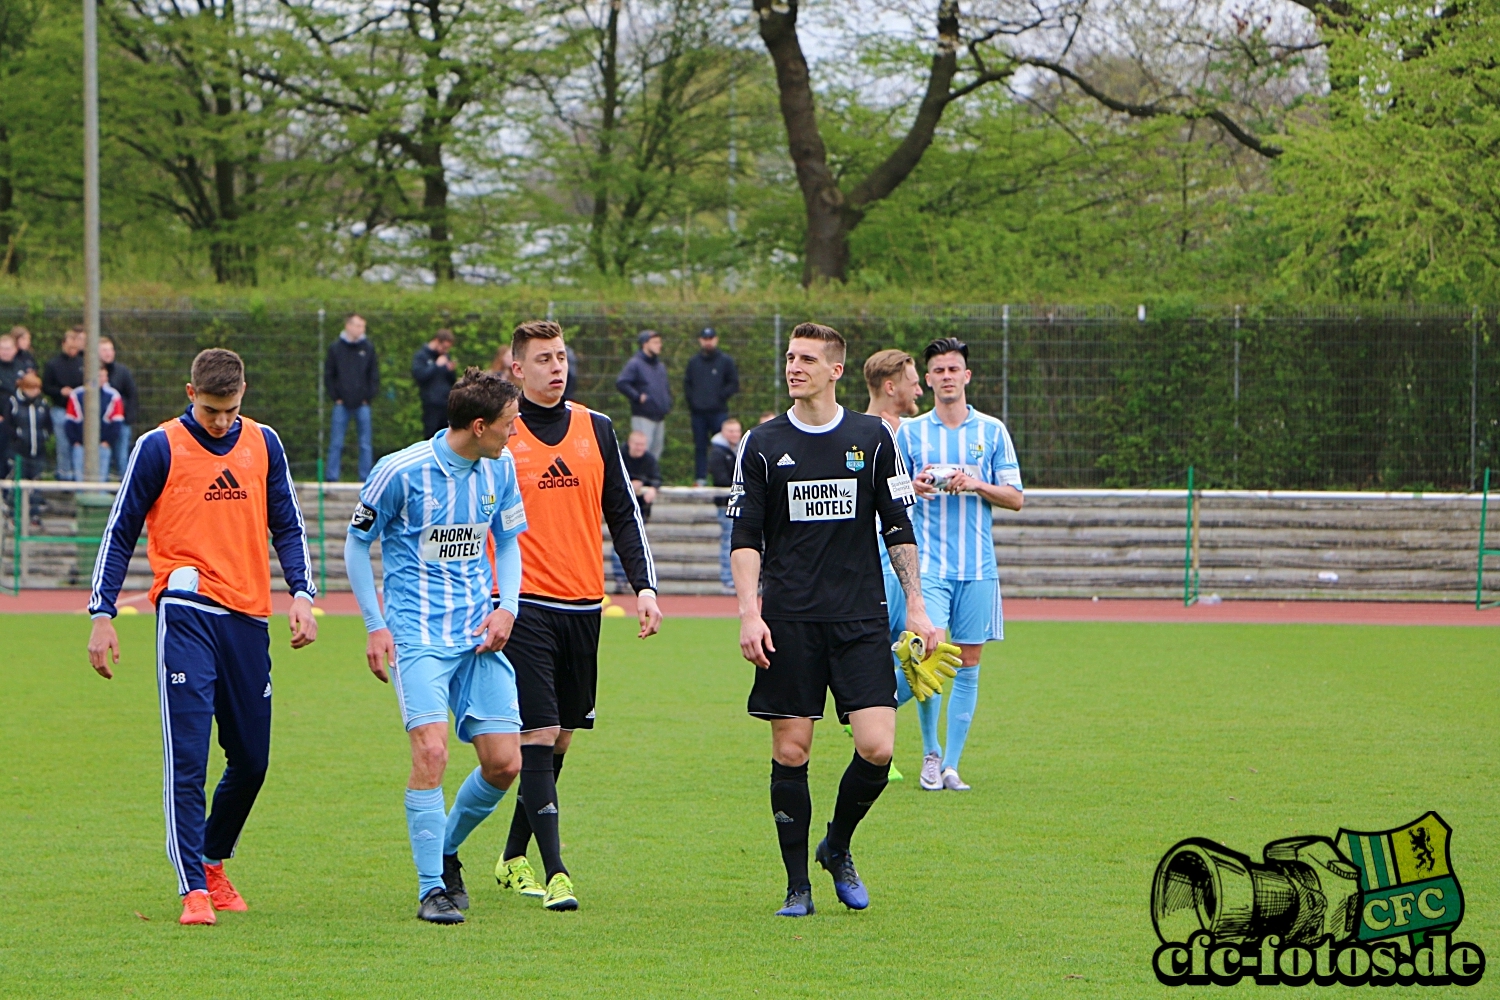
left=1273, top=0, right=1500, bottom=301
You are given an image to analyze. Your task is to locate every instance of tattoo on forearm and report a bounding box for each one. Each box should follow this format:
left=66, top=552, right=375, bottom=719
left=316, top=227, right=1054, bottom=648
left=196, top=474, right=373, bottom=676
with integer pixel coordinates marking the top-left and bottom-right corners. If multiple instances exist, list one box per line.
left=890, top=544, right=921, bottom=602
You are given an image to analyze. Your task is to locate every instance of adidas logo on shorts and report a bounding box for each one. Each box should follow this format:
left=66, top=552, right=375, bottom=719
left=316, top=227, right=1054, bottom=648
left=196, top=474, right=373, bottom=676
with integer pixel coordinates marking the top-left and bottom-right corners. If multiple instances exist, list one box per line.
left=537, top=802, right=559, bottom=815
left=773, top=811, right=794, bottom=824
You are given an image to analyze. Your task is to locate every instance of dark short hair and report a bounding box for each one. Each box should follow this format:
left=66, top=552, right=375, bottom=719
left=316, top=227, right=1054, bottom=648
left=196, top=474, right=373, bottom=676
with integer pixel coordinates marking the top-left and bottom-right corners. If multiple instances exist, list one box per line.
left=788, top=322, right=847, bottom=364
left=66, top=324, right=86, bottom=337
left=448, top=367, right=521, bottom=430
left=345, top=312, right=364, bottom=322
left=191, top=348, right=246, bottom=397
left=923, top=336, right=969, bottom=365
left=432, top=328, right=454, bottom=344
left=512, top=319, right=565, bottom=359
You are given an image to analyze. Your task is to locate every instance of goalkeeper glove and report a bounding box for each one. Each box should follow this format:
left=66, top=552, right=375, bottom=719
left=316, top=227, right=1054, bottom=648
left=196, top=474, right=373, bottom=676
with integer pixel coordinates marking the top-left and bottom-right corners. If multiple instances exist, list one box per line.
left=913, top=639, right=961, bottom=697
left=892, top=631, right=941, bottom=702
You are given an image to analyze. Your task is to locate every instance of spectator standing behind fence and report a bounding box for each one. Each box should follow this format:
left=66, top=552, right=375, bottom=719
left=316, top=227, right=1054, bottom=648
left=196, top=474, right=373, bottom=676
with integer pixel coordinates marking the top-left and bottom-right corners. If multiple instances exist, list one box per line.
left=324, top=313, right=379, bottom=481
left=10, top=371, right=51, bottom=481
left=65, top=368, right=125, bottom=480
left=612, top=429, right=661, bottom=589
left=616, top=330, right=671, bottom=460
left=12, top=325, right=37, bottom=370
left=683, top=327, right=739, bottom=486
left=42, top=325, right=86, bottom=481
left=0, top=332, right=36, bottom=479
left=100, top=336, right=138, bottom=478
left=411, top=328, right=457, bottom=438
left=708, top=417, right=742, bottom=592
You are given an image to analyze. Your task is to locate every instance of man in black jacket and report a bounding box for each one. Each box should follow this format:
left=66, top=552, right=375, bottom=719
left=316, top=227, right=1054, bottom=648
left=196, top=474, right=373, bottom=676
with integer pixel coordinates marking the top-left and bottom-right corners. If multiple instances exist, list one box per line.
left=42, top=325, right=85, bottom=480
left=324, top=313, right=380, bottom=481
left=99, top=336, right=139, bottom=477
left=411, top=328, right=457, bottom=438
left=683, top=327, right=739, bottom=485
left=615, top=330, right=672, bottom=460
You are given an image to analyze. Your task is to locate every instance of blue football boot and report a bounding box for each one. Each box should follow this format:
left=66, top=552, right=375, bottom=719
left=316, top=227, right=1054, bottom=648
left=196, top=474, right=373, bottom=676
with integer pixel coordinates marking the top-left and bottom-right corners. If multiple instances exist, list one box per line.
left=816, top=837, right=869, bottom=910
left=776, top=886, right=815, bottom=917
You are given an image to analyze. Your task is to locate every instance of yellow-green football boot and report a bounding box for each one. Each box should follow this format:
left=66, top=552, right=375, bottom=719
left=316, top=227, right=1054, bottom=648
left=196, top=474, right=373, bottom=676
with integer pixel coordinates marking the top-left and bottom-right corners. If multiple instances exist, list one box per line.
left=495, top=855, right=546, bottom=899
left=543, top=872, right=579, bottom=911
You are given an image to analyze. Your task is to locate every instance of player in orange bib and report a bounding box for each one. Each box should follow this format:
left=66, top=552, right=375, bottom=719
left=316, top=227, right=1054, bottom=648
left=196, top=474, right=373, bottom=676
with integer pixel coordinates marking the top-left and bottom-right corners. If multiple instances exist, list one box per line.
left=86, top=349, right=318, bottom=926
left=490, top=320, right=662, bottom=911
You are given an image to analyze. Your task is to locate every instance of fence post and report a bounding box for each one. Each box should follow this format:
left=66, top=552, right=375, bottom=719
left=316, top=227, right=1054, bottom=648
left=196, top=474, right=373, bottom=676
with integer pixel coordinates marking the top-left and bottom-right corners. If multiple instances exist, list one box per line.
left=1471, top=306, right=1479, bottom=491
left=1183, top=465, right=1198, bottom=607
left=9, top=463, right=19, bottom=595
left=1001, top=303, right=1010, bottom=426
left=1233, top=305, right=1241, bottom=485
left=317, top=308, right=325, bottom=476
left=317, top=459, right=326, bottom=597
left=773, top=312, right=782, bottom=408
left=1478, top=467, right=1492, bottom=609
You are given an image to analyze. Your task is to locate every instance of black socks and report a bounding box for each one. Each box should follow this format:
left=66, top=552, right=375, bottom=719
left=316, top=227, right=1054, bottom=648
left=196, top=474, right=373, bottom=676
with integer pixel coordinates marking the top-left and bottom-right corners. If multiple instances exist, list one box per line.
left=504, top=751, right=564, bottom=862
left=770, top=760, right=812, bottom=891
left=514, top=746, right=567, bottom=880
left=827, top=750, right=890, bottom=854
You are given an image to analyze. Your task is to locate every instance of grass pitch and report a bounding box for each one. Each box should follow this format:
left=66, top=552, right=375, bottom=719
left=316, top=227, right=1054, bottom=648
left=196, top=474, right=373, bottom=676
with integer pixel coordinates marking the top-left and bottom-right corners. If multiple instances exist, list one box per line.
left=0, top=614, right=1495, bottom=998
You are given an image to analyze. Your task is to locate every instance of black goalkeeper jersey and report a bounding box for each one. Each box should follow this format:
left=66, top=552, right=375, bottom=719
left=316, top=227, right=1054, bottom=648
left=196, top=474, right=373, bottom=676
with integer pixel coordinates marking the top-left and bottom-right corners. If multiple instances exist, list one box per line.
left=728, top=406, right=916, bottom=622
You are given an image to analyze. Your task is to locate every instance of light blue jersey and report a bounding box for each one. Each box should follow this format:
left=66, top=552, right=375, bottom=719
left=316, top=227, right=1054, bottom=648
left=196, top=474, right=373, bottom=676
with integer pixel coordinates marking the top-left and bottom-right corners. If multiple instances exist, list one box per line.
left=896, top=406, right=1021, bottom=581
left=349, top=432, right=527, bottom=647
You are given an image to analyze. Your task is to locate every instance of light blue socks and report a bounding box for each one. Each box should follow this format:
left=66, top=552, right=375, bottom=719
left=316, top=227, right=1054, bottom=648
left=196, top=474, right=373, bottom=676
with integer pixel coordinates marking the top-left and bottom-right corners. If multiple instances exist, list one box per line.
left=893, top=667, right=945, bottom=757
left=443, top=767, right=508, bottom=856
left=405, top=787, right=447, bottom=900
left=942, top=666, right=980, bottom=772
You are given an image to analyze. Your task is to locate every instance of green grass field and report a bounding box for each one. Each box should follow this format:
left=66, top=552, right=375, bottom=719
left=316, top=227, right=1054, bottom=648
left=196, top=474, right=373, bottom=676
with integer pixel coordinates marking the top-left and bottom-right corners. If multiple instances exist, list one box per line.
left=0, top=614, right=1495, bottom=998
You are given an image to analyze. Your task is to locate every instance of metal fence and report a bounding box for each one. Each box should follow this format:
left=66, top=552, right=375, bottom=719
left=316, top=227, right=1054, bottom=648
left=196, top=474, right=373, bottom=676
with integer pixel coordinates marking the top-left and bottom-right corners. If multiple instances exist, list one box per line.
left=3, top=302, right=1495, bottom=489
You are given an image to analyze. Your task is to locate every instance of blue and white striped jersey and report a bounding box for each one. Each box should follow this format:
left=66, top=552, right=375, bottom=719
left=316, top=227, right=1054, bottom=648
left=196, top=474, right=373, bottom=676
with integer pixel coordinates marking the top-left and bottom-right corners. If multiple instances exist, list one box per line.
left=348, top=432, right=527, bottom=647
left=896, top=406, right=1022, bottom=581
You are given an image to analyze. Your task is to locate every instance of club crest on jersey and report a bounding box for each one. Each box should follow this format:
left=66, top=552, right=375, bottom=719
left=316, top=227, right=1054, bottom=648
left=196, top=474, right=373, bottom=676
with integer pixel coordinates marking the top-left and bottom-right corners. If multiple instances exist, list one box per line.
left=845, top=448, right=865, bottom=471
left=479, top=493, right=496, bottom=517
left=969, top=441, right=985, bottom=461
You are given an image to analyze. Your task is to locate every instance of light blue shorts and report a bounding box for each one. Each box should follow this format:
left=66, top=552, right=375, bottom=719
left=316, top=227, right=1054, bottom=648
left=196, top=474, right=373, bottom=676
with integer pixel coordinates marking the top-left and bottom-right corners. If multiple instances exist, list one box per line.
left=391, top=644, right=522, bottom=742
left=921, top=577, right=1004, bottom=645
left=884, top=573, right=907, bottom=648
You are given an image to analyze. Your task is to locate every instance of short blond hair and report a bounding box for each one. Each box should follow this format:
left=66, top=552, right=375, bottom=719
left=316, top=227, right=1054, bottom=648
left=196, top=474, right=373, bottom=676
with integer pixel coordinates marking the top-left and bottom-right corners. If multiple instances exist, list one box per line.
left=863, top=349, right=915, bottom=395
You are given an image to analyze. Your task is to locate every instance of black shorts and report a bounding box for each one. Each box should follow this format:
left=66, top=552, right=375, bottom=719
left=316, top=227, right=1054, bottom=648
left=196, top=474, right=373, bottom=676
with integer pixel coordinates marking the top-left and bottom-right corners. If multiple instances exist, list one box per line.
left=507, top=602, right=601, bottom=732
left=748, top=618, right=896, bottom=724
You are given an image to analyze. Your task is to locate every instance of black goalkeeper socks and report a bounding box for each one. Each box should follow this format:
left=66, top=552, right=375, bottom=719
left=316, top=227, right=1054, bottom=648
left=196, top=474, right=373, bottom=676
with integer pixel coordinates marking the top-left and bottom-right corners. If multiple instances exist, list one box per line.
left=827, top=750, right=890, bottom=854
left=770, top=760, right=812, bottom=891
left=503, top=751, right=565, bottom=862
left=519, top=744, right=567, bottom=880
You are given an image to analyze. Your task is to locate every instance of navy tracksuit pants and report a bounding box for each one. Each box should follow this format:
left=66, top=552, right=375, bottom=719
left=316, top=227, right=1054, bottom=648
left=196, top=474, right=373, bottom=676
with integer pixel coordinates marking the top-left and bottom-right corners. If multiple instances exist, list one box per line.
left=156, top=592, right=272, bottom=895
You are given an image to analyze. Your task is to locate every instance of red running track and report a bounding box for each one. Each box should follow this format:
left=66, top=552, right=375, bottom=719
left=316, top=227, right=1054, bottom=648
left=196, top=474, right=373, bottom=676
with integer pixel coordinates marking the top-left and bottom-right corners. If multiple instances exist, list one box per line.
left=6, top=589, right=1499, bottom=626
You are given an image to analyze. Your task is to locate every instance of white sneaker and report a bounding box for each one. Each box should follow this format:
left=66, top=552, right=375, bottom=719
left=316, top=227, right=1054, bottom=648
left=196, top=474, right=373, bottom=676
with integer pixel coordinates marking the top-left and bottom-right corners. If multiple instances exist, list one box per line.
left=919, top=753, right=943, bottom=791
left=941, top=767, right=970, bottom=791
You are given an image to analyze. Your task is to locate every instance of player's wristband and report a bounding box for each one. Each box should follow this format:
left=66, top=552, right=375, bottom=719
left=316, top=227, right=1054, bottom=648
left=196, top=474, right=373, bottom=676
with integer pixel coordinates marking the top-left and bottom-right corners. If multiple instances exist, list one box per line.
left=636, top=588, right=657, bottom=601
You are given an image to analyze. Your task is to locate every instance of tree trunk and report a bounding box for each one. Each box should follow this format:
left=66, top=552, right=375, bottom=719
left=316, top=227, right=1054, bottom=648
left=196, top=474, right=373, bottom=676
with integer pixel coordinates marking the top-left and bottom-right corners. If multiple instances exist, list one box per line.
left=754, top=0, right=851, bottom=285
left=589, top=0, right=621, bottom=275
left=0, top=124, right=16, bottom=275
left=210, top=82, right=255, bottom=285
left=422, top=146, right=455, bottom=282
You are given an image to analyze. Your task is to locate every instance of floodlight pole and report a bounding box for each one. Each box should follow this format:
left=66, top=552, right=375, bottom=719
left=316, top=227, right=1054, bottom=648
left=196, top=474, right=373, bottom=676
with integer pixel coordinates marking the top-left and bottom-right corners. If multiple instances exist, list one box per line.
left=81, top=0, right=102, bottom=482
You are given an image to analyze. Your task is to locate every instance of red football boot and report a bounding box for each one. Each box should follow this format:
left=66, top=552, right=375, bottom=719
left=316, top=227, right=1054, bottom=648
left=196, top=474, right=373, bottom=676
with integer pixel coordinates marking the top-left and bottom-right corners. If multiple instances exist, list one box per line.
left=180, top=889, right=217, bottom=925
left=205, top=863, right=248, bottom=912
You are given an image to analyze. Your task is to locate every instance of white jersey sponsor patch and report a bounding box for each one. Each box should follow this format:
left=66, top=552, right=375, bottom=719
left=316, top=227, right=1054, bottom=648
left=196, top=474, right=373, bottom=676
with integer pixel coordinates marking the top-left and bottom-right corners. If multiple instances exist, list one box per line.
left=500, top=502, right=526, bottom=531
left=420, top=522, right=488, bottom=562
left=887, top=472, right=915, bottom=501
left=788, top=478, right=857, bottom=521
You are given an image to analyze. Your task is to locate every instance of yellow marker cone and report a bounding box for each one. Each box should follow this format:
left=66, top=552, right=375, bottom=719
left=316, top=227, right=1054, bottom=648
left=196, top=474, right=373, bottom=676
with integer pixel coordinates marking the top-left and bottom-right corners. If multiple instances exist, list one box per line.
left=118, top=605, right=140, bottom=616
left=311, top=607, right=326, bottom=617
left=603, top=605, right=626, bottom=618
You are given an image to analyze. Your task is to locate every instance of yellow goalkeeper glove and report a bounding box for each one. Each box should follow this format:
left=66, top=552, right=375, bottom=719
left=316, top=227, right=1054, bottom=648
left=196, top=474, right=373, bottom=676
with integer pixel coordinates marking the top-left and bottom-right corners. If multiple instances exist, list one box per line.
left=913, top=639, right=961, bottom=697
left=888, top=632, right=936, bottom=704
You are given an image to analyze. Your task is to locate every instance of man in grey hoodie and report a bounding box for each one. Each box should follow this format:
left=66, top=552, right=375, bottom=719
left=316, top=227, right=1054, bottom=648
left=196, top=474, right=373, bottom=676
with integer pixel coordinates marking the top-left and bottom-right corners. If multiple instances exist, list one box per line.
left=615, top=330, right=672, bottom=460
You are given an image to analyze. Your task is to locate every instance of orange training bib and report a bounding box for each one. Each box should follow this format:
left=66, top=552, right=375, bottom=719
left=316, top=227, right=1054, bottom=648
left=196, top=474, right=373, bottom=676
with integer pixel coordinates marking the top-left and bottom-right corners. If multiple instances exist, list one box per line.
left=146, top=417, right=272, bottom=616
left=510, top=403, right=607, bottom=602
